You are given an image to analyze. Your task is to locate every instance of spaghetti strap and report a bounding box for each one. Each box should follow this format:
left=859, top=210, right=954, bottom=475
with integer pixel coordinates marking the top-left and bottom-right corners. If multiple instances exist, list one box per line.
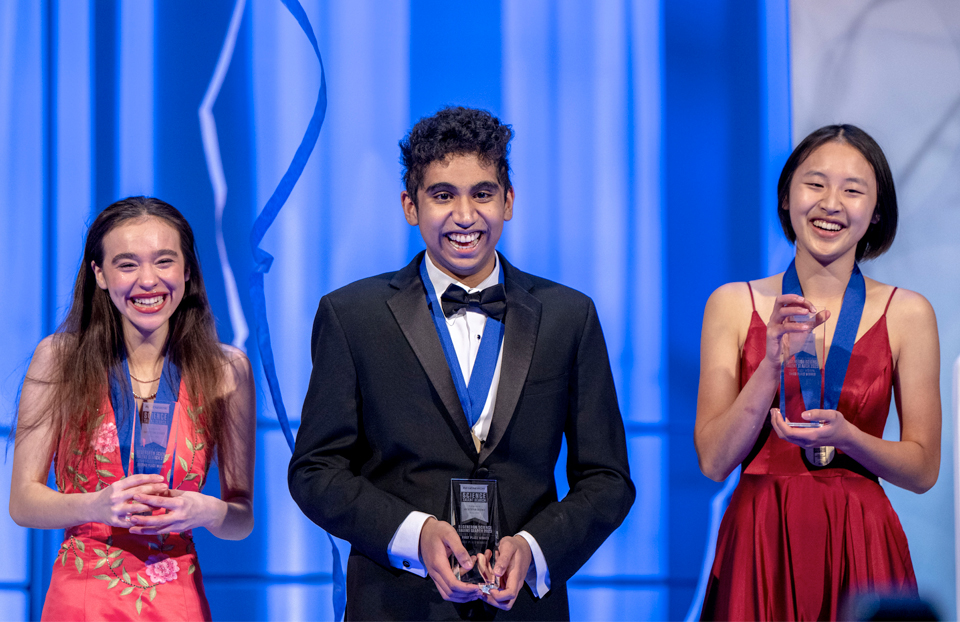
left=883, top=287, right=898, bottom=314
left=746, top=282, right=757, bottom=312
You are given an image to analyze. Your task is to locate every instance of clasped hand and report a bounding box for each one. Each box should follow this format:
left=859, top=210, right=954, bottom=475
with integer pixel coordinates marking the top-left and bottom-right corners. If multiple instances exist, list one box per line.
left=92, top=474, right=223, bottom=535
left=770, top=407, right=852, bottom=449
left=419, top=517, right=532, bottom=611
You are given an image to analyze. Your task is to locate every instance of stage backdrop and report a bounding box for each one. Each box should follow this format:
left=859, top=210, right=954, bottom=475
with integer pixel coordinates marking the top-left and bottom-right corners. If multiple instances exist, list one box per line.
left=0, top=1, right=877, bottom=620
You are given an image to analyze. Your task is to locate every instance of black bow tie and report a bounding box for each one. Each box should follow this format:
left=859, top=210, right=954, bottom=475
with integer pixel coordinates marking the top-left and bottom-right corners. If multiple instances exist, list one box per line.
left=440, top=283, right=507, bottom=321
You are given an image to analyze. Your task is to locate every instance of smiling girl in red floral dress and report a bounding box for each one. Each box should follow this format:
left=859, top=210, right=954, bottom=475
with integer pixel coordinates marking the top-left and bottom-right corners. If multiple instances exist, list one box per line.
left=10, top=197, right=256, bottom=620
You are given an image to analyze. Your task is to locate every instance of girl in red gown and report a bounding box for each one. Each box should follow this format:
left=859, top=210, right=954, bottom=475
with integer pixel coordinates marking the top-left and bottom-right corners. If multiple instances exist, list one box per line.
left=10, top=197, right=256, bottom=620
left=695, top=126, right=941, bottom=621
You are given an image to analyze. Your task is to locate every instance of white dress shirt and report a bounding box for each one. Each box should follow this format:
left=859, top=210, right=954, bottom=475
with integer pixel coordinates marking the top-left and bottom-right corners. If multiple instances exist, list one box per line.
left=385, top=253, right=551, bottom=597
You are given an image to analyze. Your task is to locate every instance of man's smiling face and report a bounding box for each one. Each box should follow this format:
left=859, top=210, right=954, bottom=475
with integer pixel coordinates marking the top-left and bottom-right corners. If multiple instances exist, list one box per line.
left=402, top=152, right=513, bottom=288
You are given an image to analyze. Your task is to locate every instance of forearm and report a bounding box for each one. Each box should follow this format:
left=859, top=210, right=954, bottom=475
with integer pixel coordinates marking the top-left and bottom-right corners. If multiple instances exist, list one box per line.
left=838, top=428, right=939, bottom=493
left=695, top=356, right=780, bottom=481
left=523, top=467, right=635, bottom=584
left=10, top=481, right=95, bottom=529
left=204, top=495, right=254, bottom=540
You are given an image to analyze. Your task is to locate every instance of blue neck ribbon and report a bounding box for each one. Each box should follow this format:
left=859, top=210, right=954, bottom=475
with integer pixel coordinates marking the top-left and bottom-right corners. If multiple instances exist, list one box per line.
left=420, top=259, right=506, bottom=430
left=781, top=259, right=865, bottom=411
left=110, top=354, right=181, bottom=485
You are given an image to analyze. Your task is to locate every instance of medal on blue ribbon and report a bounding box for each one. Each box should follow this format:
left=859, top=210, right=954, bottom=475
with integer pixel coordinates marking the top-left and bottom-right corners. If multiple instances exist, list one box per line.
left=111, top=355, right=181, bottom=486
left=780, top=259, right=865, bottom=466
left=420, top=259, right=506, bottom=434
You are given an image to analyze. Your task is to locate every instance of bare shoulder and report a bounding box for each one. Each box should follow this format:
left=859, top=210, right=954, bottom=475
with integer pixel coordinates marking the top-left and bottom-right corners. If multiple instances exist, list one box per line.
left=704, top=281, right=752, bottom=320
left=218, top=344, right=254, bottom=395
left=26, top=334, right=74, bottom=382
left=702, top=280, right=763, bottom=349
left=704, top=274, right=780, bottom=323
left=885, top=286, right=937, bottom=329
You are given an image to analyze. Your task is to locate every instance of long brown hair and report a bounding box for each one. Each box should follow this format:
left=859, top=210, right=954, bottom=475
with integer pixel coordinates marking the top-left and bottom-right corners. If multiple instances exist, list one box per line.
left=24, top=196, right=230, bottom=464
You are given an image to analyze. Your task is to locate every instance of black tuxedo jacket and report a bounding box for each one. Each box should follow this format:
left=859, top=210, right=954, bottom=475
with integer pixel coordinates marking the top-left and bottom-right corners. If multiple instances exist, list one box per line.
left=289, top=253, right=635, bottom=621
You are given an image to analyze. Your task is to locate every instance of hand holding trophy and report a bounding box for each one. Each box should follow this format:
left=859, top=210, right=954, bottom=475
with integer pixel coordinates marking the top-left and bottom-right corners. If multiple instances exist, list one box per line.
left=779, top=305, right=836, bottom=466
left=450, top=479, right=500, bottom=594
left=780, top=306, right=822, bottom=429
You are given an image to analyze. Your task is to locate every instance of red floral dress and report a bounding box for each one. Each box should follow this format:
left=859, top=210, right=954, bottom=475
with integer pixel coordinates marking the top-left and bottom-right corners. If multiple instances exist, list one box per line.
left=42, top=381, right=213, bottom=621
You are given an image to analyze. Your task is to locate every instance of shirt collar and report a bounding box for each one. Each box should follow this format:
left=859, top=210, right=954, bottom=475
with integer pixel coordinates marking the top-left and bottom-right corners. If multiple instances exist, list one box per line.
left=423, top=252, right=501, bottom=304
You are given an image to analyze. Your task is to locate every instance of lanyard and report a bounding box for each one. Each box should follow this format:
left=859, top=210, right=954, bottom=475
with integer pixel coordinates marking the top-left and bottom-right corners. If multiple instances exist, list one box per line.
left=111, top=354, right=181, bottom=483
left=420, top=259, right=506, bottom=429
left=781, top=260, right=866, bottom=410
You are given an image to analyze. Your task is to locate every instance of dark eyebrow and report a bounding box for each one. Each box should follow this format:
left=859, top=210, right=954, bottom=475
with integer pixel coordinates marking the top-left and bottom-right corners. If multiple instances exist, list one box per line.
left=423, top=181, right=501, bottom=195
left=110, top=249, right=179, bottom=265
left=801, top=170, right=868, bottom=185
left=472, top=181, right=500, bottom=194
left=424, top=182, right=458, bottom=195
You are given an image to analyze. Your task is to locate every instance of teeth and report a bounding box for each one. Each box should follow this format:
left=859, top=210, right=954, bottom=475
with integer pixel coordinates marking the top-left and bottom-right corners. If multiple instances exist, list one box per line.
left=132, top=296, right=163, bottom=307
left=813, top=220, right=842, bottom=231
left=447, top=232, right=481, bottom=245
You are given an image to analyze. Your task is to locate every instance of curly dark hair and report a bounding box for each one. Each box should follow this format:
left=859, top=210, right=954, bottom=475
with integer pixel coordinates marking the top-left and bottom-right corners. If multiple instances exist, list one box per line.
left=777, top=124, right=897, bottom=261
left=400, top=106, right=513, bottom=205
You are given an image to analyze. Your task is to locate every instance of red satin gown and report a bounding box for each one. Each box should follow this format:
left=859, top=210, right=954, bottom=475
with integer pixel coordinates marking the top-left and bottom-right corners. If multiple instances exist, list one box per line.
left=701, top=285, right=917, bottom=621
left=42, top=382, right=213, bottom=621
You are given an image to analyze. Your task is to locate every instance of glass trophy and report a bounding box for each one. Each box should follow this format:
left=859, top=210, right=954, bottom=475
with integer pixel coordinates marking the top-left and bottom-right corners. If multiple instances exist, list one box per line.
left=780, top=308, right=823, bottom=428
left=450, top=479, right=500, bottom=594
left=135, top=402, right=172, bottom=475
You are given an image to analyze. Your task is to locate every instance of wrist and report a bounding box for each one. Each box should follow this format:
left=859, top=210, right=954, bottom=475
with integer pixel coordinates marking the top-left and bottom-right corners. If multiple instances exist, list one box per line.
left=757, top=355, right=781, bottom=378
left=833, top=418, right=859, bottom=454
left=510, top=534, right=531, bottom=557
left=205, top=496, right=230, bottom=532
left=84, top=487, right=105, bottom=525
left=418, top=516, right=437, bottom=559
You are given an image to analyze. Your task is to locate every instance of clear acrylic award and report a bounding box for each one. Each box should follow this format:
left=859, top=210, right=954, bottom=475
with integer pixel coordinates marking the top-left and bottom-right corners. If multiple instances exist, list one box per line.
left=780, top=309, right=823, bottom=428
left=450, top=479, right=500, bottom=594
left=135, top=402, right=172, bottom=475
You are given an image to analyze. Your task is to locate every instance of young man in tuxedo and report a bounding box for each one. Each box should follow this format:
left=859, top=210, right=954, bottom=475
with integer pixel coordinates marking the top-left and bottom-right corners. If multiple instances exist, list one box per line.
left=289, top=107, right=635, bottom=621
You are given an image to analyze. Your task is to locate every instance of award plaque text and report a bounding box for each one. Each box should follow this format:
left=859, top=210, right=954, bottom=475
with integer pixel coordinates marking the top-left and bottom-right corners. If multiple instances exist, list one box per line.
left=780, top=310, right=823, bottom=428
left=450, top=479, right=500, bottom=593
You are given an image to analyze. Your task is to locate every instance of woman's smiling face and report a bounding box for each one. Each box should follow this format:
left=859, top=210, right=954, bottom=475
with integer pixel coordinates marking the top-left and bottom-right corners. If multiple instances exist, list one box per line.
left=786, top=140, right=879, bottom=264
left=92, top=216, right=189, bottom=342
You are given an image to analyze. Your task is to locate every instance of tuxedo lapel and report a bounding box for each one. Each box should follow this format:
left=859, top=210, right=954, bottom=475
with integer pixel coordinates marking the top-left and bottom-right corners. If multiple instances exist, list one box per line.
left=387, top=254, right=478, bottom=459
left=480, top=256, right=541, bottom=463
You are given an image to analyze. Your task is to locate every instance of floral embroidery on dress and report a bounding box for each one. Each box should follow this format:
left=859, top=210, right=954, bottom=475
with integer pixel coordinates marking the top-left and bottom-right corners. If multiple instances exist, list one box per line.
left=144, top=555, right=179, bottom=584
left=175, top=406, right=206, bottom=490
left=52, top=394, right=208, bottom=616
left=91, top=415, right=120, bottom=491
left=93, top=421, right=119, bottom=454
left=57, top=533, right=198, bottom=616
